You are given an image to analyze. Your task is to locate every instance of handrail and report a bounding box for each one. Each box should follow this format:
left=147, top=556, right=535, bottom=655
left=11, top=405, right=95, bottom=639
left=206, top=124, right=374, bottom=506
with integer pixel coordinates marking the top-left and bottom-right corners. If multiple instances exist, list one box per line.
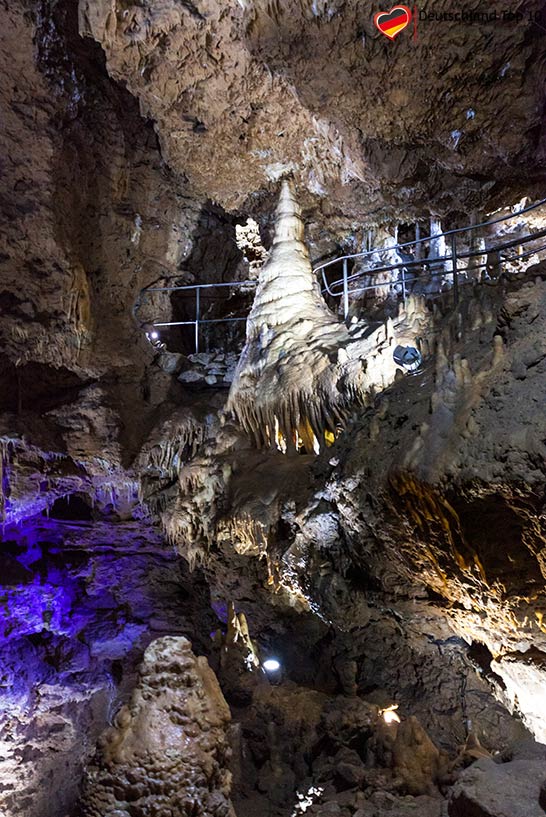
left=323, top=226, right=546, bottom=297
left=138, top=280, right=258, bottom=294
left=133, top=279, right=257, bottom=354
left=340, top=240, right=546, bottom=297
left=133, top=196, right=546, bottom=356
left=313, top=196, right=546, bottom=275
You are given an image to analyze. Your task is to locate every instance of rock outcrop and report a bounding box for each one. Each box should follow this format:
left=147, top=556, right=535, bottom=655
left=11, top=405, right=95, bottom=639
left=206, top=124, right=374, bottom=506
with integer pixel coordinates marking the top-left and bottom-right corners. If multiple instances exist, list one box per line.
left=448, top=740, right=546, bottom=817
left=0, top=514, right=215, bottom=817
left=80, top=636, right=236, bottom=817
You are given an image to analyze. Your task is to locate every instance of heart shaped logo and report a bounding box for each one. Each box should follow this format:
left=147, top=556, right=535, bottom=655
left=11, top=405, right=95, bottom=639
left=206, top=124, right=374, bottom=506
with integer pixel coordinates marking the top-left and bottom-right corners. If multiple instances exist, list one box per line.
left=374, top=5, right=412, bottom=40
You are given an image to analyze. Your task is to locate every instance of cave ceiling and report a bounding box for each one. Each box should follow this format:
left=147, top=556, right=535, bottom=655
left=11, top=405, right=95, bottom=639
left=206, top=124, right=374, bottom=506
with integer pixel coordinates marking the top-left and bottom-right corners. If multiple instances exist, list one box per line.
left=79, top=0, right=546, bottom=231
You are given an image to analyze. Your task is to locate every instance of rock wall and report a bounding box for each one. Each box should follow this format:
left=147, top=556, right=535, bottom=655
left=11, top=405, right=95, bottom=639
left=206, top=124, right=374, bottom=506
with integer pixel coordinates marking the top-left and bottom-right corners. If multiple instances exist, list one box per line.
left=0, top=515, right=215, bottom=817
left=1, top=0, right=207, bottom=471
left=324, top=271, right=546, bottom=741
left=2, top=2, right=546, bottom=815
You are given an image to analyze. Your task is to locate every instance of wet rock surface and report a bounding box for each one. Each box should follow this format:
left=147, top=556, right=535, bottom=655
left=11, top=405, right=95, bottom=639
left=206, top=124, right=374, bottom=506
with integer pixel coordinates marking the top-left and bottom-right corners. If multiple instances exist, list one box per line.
left=1, top=1, right=546, bottom=816
left=79, top=636, right=235, bottom=817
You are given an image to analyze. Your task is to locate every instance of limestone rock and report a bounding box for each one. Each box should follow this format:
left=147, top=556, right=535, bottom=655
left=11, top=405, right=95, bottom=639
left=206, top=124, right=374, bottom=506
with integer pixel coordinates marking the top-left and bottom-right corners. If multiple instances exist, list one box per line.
left=216, top=602, right=264, bottom=706
left=334, top=747, right=366, bottom=787
left=0, top=515, right=216, bottom=817
left=79, top=636, right=236, bottom=817
left=448, top=744, right=546, bottom=817
left=392, top=716, right=442, bottom=796
left=358, top=792, right=443, bottom=817
left=179, top=369, right=205, bottom=383
left=77, top=0, right=546, bottom=226
left=227, top=181, right=429, bottom=453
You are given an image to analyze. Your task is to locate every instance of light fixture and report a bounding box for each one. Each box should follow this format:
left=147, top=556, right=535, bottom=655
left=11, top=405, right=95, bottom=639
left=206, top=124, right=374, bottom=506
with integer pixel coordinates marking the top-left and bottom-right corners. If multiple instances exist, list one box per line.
left=263, top=658, right=281, bottom=672
left=393, top=344, right=421, bottom=371
left=381, top=704, right=401, bottom=724
left=150, top=330, right=159, bottom=340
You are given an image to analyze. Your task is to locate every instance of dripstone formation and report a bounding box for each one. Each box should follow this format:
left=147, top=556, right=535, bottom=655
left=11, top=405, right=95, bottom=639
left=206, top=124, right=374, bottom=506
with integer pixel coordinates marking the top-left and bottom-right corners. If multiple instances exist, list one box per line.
left=2, top=1, right=546, bottom=816
left=227, top=180, right=429, bottom=453
left=79, top=637, right=236, bottom=817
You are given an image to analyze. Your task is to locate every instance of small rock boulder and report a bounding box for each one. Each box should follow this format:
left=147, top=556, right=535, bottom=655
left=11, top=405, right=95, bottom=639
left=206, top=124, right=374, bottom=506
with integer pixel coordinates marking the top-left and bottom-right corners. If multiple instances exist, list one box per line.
left=448, top=740, right=546, bottom=817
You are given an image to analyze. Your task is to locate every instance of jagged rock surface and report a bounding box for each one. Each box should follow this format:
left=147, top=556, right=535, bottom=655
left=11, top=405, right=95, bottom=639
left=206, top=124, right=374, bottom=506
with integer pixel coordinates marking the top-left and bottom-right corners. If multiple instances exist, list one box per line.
left=2, top=2, right=546, bottom=817
left=0, top=516, right=215, bottom=817
left=80, top=636, right=236, bottom=817
left=156, top=269, right=546, bottom=751
left=77, top=0, right=546, bottom=229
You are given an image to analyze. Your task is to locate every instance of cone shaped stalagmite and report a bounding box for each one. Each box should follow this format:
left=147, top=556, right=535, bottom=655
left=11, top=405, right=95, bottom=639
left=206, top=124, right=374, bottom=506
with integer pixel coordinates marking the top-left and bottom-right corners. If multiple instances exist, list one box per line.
left=227, top=181, right=429, bottom=453
left=243, top=180, right=335, bottom=332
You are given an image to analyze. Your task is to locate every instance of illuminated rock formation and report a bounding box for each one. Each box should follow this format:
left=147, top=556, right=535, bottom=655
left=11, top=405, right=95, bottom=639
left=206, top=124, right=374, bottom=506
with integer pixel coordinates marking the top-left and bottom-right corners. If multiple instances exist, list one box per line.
left=0, top=513, right=215, bottom=817
left=215, top=602, right=264, bottom=705
left=227, top=180, right=429, bottom=453
left=80, top=636, right=235, bottom=817
left=391, top=715, right=443, bottom=795
left=3, top=3, right=546, bottom=816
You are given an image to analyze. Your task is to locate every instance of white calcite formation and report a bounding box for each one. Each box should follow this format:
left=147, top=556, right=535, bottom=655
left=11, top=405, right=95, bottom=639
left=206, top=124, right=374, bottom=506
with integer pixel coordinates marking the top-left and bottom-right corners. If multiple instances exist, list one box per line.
left=227, top=180, right=429, bottom=453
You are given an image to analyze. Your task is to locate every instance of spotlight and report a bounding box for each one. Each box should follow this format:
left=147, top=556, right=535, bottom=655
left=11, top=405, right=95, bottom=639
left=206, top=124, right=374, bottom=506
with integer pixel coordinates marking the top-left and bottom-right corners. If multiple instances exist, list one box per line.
left=144, top=327, right=166, bottom=353
left=263, top=658, right=281, bottom=673
left=381, top=704, right=401, bottom=724
left=393, top=344, right=421, bottom=372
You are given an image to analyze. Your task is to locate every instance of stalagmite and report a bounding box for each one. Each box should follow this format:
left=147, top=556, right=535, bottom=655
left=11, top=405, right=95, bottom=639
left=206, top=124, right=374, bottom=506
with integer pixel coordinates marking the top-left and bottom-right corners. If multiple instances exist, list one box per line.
left=79, top=637, right=236, bottom=817
left=227, top=180, right=430, bottom=453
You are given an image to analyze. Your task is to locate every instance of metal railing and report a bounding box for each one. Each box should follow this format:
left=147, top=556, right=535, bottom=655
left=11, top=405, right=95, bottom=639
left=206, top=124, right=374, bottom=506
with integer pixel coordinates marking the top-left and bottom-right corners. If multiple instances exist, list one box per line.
left=133, top=280, right=257, bottom=354
left=316, top=197, right=546, bottom=317
left=133, top=198, right=546, bottom=354
left=321, top=228, right=546, bottom=311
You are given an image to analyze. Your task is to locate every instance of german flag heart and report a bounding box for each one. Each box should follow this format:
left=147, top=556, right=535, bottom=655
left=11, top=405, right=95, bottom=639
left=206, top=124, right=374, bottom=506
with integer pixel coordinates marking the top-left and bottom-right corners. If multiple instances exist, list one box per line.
left=374, top=6, right=412, bottom=40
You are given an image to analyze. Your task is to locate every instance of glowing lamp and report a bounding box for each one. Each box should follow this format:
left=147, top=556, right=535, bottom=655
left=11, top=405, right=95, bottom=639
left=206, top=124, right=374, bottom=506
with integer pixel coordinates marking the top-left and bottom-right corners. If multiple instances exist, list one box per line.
left=381, top=704, right=401, bottom=724
left=263, top=658, right=281, bottom=672
left=150, top=330, right=159, bottom=340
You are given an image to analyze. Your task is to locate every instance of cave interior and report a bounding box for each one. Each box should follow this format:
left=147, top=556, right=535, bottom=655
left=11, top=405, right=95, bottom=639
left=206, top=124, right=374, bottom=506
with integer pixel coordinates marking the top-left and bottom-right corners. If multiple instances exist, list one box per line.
left=1, top=2, right=546, bottom=816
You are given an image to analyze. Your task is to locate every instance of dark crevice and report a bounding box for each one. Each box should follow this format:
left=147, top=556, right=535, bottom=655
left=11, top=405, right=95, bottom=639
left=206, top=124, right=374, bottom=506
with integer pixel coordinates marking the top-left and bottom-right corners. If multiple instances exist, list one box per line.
left=48, top=493, right=94, bottom=521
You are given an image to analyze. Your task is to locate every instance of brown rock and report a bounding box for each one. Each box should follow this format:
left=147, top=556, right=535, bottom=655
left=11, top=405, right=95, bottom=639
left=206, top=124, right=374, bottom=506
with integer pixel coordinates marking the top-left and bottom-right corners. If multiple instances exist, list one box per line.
left=392, top=716, right=441, bottom=796
left=448, top=745, right=546, bottom=817
left=79, top=636, right=236, bottom=817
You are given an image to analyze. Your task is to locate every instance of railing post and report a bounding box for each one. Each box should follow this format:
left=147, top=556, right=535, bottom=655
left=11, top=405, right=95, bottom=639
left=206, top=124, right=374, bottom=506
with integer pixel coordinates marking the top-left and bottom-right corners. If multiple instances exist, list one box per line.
left=195, top=287, right=200, bottom=353
left=401, top=265, right=407, bottom=303
left=451, top=235, right=459, bottom=305
left=342, top=258, right=349, bottom=320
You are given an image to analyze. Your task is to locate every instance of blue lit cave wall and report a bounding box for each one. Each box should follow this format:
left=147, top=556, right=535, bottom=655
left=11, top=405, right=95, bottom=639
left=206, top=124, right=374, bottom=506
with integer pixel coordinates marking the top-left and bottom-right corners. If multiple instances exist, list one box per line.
left=0, top=501, right=215, bottom=817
